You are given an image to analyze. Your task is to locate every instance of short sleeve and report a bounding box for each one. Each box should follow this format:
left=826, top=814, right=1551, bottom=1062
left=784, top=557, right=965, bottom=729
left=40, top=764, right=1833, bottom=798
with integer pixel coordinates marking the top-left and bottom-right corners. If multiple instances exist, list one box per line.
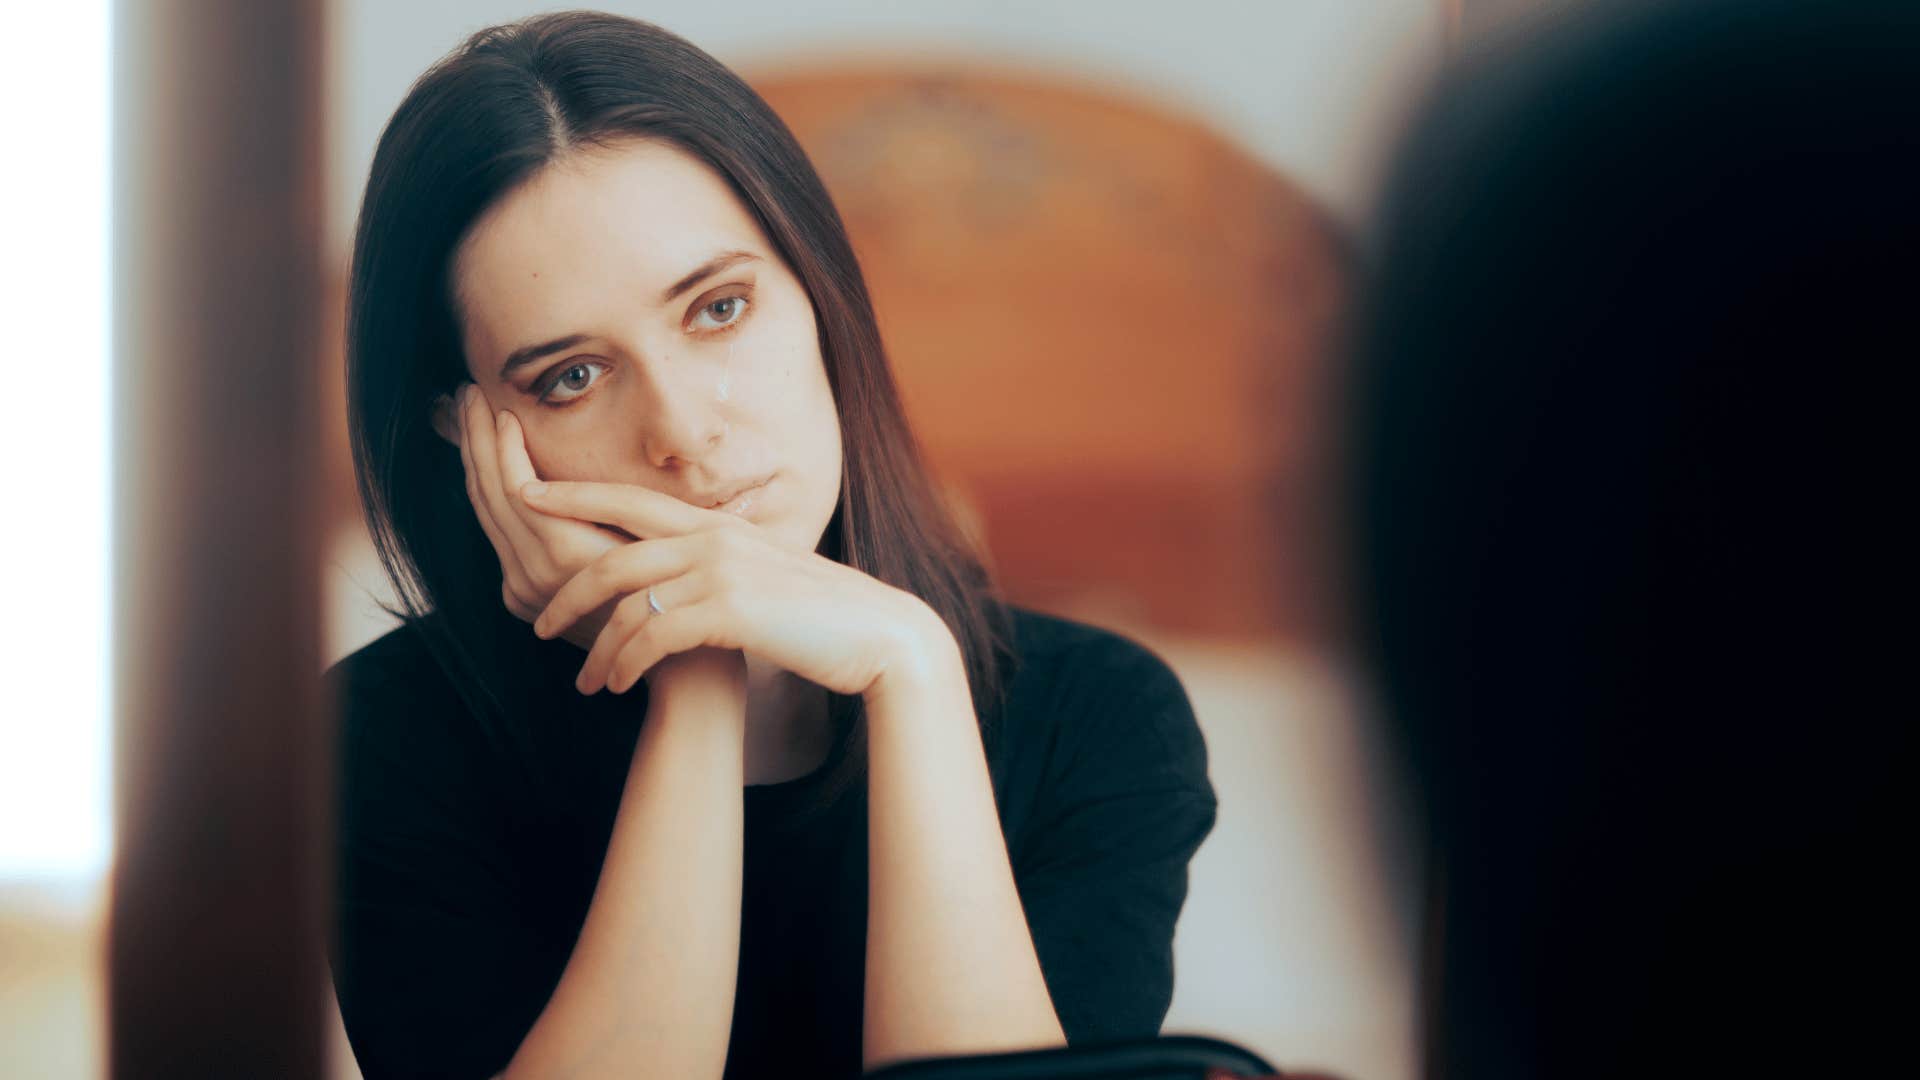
left=325, top=646, right=569, bottom=1080
left=1010, top=635, right=1219, bottom=1046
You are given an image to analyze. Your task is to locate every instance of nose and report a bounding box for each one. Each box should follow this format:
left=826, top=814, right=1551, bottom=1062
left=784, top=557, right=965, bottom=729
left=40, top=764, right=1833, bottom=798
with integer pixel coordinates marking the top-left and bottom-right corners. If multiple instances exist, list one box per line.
left=635, top=357, right=727, bottom=470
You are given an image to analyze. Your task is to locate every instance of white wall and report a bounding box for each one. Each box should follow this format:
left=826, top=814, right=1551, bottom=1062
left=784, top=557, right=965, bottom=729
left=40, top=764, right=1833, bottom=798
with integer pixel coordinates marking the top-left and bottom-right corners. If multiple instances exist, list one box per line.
left=328, top=0, right=1446, bottom=261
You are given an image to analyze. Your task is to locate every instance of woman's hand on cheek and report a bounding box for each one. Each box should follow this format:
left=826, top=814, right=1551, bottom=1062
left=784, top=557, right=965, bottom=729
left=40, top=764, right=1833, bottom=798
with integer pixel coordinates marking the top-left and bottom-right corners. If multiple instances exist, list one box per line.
left=521, top=481, right=958, bottom=700
left=449, top=383, right=627, bottom=652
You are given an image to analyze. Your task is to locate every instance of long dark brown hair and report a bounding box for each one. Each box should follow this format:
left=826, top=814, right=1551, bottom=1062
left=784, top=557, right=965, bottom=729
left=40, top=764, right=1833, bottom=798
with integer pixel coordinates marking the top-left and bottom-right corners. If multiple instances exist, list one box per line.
left=345, top=10, right=1010, bottom=814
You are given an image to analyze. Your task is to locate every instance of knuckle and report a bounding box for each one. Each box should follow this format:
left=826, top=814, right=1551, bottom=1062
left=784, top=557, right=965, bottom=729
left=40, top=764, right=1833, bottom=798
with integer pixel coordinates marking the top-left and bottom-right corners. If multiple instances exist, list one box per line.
left=612, top=592, right=649, bottom=633
left=502, top=581, right=530, bottom=616
left=699, top=563, right=726, bottom=596
left=522, top=565, right=551, bottom=597
left=711, top=580, right=744, bottom=621
left=552, top=538, right=593, bottom=573
left=609, top=644, right=642, bottom=689
left=588, top=552, right=617, bottom=588
left=612, top=543, right=646, bottom=577
left=715, top=526, right=748, bottom=557
left=628, top=625, right=664, bottom=675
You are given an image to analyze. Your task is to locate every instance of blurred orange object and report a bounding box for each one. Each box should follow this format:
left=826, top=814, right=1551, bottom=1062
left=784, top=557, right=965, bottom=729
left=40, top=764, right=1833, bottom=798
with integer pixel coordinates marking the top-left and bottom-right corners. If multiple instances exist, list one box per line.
left=755, top=66, right=1347, bottom=642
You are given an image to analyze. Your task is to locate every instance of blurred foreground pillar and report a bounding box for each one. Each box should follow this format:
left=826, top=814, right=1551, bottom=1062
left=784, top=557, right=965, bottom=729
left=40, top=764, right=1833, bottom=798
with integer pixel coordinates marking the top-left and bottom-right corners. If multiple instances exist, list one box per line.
left=111, top=0, right=328, bottom=1076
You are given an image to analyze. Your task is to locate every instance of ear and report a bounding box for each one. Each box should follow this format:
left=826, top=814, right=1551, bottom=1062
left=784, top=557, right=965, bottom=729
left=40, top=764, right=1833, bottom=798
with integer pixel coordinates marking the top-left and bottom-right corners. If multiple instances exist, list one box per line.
left=430, top=393, right=458, bottom=447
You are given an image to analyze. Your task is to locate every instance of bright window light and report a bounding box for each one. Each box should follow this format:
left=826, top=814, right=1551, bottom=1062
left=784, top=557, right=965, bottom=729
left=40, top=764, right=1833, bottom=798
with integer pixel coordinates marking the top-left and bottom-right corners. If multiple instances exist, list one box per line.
left=0, top=0, right=112, bottom=880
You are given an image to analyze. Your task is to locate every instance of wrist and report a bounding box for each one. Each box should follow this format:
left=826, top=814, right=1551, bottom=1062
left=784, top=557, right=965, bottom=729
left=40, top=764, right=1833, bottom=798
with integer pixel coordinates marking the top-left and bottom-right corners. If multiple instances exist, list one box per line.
left=864, top=598, right=965, bottom=710
left=647, top=648, right=749, bottom=717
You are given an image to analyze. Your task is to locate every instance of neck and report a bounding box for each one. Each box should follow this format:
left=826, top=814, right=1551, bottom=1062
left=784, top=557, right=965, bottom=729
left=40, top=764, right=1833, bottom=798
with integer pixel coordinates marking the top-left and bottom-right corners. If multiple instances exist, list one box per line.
left=745, top=652, right=785, bottom=697
left=742, top=654, right=833, bottom=785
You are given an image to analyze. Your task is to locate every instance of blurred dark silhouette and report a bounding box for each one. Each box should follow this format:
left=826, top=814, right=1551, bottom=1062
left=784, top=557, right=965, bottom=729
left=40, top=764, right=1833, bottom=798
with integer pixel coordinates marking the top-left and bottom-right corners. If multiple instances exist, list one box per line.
left=1349, top=1, right=1914, bottom=1077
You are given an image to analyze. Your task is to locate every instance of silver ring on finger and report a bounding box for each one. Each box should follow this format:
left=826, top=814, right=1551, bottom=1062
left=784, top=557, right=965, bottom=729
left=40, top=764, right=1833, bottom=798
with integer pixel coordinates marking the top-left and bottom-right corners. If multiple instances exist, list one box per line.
left=646, top=586, right=666, bottom=617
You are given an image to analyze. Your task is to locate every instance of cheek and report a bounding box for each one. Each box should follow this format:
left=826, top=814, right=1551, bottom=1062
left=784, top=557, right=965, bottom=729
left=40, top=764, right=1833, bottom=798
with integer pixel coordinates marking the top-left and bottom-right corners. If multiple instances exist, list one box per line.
left=770, top=332, right=836, bottom=450
left=731, top=299, right=829, bottom=415
left=780, top=315, right=839, bottom=465
left=519, top=417, right=624, bottom=483
left=799, top=374, right=844, bottom=504
left=813, top=373, right=843, bottom=460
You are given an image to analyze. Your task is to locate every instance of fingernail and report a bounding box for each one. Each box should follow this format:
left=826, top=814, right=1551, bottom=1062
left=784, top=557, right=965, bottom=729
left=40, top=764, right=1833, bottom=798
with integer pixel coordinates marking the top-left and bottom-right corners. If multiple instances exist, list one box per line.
left=522, top=481, right=548, bottom=498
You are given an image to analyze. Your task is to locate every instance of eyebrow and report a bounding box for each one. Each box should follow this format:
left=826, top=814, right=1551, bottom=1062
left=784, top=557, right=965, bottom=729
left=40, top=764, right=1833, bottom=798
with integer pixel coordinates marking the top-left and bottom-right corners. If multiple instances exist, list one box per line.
left=496, top=250, right=763, bottom=381
left=498, top=333, right=592, bottom=381
left=661, top=249, right=760, bottom=305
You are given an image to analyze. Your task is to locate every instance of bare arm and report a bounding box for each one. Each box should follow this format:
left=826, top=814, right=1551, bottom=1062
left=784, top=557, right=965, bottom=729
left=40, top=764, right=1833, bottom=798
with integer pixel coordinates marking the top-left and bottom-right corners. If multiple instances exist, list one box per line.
left=861, top=617, right=1067, bottom=1071
left=513, top=480, right=1068, bottom=1071
left=501, top=649, right=749, bottom=1080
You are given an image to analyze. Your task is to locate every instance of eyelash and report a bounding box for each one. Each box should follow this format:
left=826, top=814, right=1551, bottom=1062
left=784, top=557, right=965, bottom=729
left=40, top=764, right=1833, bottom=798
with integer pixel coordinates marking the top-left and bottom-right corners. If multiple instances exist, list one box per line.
left=532, top=285, right=755, bottom=406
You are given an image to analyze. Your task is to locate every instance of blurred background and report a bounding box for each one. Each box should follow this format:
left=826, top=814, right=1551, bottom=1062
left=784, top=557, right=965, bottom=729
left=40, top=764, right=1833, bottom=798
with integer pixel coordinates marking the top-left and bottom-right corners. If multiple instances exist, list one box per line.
left=0, top=2, right=1554, bottom=1077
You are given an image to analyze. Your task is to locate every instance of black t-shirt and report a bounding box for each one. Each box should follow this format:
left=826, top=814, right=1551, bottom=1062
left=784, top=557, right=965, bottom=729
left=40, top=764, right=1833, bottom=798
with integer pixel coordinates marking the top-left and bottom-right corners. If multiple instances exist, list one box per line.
left=324, top=605, right=1217, bottom=1080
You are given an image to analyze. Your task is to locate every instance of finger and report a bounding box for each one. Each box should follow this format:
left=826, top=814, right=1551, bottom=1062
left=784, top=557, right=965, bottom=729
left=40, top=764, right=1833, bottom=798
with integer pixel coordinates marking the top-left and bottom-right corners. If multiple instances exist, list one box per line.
left=518, top=479, right=725, bottom=540
left=457, top=387, right=533, bottom=603
left=501, top=580, right=539, bottom=623
left=575, top=571, right=713, bottom=694
left=494, top=411, right=633, bottom=571
left=572, top=584, right=671, bottom=693
left=536, top=536, right=702, bottom=642
left=602, top=597, right=731, bottom=695
left=496, top=410, right=558, bottom=541
left=467, top=391, right=546, bottom=569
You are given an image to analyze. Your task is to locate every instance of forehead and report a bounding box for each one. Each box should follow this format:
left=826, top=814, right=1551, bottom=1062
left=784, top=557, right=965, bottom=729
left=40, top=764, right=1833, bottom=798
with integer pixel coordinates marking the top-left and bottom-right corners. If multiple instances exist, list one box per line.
left=451, top=139, right=769, bottom=361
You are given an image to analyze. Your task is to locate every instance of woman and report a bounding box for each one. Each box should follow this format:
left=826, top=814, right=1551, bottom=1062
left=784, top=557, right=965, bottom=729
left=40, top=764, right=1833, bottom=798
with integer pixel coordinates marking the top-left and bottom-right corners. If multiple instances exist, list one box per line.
left=326, top=11, right=1217, bottom=1080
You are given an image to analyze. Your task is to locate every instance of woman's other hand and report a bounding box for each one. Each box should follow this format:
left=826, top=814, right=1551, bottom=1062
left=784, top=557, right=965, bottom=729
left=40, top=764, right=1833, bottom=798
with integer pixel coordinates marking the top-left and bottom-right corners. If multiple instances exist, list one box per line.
left=434, top=383, right=625, bottom=653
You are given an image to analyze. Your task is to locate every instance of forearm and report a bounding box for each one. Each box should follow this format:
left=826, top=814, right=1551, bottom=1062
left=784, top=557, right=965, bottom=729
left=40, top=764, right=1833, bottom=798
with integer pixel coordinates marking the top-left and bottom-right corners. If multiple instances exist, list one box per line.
left=504, top=677, right=747, bottom=1080
left=862, top=625, right=1066, bottom=1071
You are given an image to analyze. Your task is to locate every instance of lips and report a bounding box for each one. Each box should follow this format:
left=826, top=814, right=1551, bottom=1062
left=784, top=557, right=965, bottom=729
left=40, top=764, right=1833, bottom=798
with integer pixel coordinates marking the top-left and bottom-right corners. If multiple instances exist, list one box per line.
left=703, top=474, right=773, bottom=513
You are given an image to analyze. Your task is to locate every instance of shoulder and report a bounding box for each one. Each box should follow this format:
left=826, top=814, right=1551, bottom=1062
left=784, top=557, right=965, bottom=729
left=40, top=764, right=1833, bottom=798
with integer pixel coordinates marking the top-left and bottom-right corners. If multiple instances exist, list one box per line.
left=324, top=622, right=544, bottom=858
left=1001, top=606, right=1193, bottom=725
left=324, top=622, right=436, bottom=697
left=324, top=619, right=500, bottom=721
left=993, top=607, right=1212, bottom=796
left=323, top=622, right=477, bottom=771
left=1004, top=607, right=1182, bottom=687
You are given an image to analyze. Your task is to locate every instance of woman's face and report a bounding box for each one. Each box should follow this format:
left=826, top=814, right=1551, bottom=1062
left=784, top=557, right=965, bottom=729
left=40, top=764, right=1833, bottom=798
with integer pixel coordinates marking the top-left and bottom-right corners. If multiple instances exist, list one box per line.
left=450, top=138, right=844, bottom=554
